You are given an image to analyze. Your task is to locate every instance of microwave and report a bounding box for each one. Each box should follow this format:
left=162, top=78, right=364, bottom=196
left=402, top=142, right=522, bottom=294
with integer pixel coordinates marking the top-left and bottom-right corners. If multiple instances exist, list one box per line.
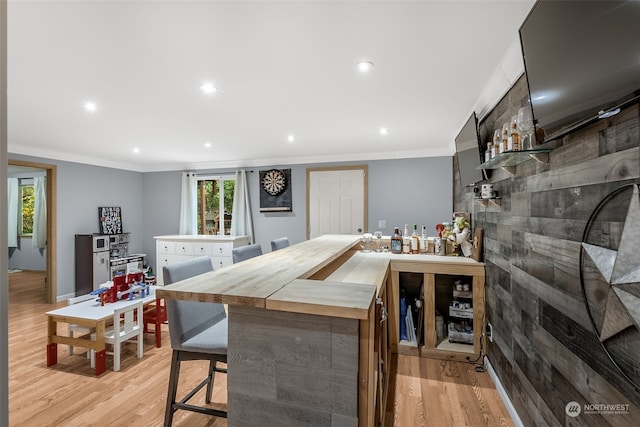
left=92, top=235, right=109, bottom=252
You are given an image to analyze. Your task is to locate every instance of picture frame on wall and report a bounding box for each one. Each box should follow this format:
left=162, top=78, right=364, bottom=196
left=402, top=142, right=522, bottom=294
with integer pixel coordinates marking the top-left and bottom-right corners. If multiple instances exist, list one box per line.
left=259, top=168, right=292, bottom=212
left=98, top=206, right=123, bottom=235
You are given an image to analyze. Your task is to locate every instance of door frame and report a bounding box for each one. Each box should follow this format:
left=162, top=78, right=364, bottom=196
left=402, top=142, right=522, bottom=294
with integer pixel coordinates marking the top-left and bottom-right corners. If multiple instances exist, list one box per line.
left=306, top=165, right=368, bottom=240
left=8, top=159, right=57, bottom=303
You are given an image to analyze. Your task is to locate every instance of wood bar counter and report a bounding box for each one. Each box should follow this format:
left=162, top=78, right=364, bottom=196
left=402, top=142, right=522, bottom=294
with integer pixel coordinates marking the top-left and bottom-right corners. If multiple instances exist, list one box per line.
left=157, top=234, right=485, bottom=426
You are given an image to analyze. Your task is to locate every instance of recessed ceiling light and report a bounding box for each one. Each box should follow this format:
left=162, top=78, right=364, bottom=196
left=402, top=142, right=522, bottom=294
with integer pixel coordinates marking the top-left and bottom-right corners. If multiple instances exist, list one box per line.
left=380, top=127, right=389, bottom=135
left=133, top=147, right=140, bottom=154
left=204, top=142, right=212, bottom=148
left=356, top=61, right=374, bottom=73
left=200, top=82, right=217, bottom=95
left=84, top=101, right=97, bottom=113
left=287, top=135, right=295, bottom=143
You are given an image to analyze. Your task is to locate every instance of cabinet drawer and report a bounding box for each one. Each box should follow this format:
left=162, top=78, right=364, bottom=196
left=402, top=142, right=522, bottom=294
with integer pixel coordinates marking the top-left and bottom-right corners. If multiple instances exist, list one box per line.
left=175, top=242, right=194, bottom=255
left=157, top=241, right=175, bottom=254
left=193, top=243, right=212, bottom=256
left=212, top=243, right=232, bottom=257
left=212, top=256, right=232, bottom=270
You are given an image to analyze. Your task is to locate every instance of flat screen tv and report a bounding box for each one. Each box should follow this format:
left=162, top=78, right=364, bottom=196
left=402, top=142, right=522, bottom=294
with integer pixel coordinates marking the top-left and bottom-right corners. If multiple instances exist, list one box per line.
left=454, top=112, right=486, bottom=187
left=519, top=0, right=640, bottom=143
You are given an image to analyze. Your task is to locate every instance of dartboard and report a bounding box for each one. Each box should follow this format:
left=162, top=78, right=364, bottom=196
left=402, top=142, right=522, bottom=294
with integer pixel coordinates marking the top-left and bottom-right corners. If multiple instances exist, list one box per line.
left=261, top=169, right=287, bottom=196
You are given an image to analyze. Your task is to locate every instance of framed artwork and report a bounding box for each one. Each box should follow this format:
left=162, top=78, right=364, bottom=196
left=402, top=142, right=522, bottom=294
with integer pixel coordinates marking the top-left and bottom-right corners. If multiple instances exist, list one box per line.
left=98, top=206, right=123, bottom=235
left=259, top=168, right=292, bottom=212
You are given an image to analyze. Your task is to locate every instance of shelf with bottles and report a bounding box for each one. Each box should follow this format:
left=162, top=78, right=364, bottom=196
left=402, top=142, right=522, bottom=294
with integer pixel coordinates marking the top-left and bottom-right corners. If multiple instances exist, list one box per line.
left=477, top=147, right=552, bottom=174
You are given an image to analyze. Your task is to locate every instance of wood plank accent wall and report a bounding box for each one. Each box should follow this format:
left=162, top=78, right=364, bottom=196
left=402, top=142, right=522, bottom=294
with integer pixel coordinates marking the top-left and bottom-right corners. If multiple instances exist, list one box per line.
left=453, top=75, right=640, bottom=426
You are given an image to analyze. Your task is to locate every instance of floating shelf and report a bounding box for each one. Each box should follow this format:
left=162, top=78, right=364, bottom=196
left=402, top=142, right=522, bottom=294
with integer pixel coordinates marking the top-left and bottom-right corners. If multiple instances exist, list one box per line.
left=475, top=197, right=501, bottom=207
left=477, top=147, right=552, bottom=174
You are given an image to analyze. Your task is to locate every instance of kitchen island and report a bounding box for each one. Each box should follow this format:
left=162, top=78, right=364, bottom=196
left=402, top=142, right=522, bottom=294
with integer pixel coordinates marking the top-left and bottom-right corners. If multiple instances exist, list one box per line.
left=157, top=234, right=484, bottom=426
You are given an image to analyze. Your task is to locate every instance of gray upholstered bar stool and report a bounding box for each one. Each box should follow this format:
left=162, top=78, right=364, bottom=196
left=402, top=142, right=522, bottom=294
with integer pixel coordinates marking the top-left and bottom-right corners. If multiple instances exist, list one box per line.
left=231, top=243, right=263, bottom=263
left=270, top=237, right=290, bottom=251
left=163, top=256, right=227, bottom=426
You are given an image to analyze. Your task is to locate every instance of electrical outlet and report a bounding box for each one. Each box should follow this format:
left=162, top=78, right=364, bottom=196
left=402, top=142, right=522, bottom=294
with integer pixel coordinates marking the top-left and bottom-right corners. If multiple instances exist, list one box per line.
left=486, top=322, right=493, bottom=342
left=378, top=220, right=387, bottom=229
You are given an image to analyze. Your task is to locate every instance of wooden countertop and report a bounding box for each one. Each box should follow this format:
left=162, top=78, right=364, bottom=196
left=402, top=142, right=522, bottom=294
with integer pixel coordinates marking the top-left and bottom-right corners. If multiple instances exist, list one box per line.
left=266, top=279, right=375, bottom=320
left=156, top=234, right=361, bottom=308
left=157, top=235, right=485, bottom=318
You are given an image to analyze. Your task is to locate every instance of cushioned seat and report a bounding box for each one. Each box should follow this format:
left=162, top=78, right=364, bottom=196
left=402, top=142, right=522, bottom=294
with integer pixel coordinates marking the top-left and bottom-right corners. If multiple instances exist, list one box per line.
left=232, top=243, right=263, bottom=263
left=270, top=237, right=290, bottom=251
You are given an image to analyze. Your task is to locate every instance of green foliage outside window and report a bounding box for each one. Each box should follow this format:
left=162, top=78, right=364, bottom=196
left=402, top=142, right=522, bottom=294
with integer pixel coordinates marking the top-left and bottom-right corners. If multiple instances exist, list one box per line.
left=20, top=185, right=34, bottom=235
left=197, top=178, right=235, bottom=235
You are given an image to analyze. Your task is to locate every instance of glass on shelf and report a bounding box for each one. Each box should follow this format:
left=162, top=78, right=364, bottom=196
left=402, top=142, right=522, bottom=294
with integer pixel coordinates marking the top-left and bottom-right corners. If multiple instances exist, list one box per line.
left=517, top=106, right=535, bottom=150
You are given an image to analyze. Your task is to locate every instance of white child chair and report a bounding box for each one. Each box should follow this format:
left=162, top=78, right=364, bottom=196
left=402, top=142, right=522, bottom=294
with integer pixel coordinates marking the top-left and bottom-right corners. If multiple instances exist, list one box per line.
left=67, top=293, right=96, bottom=356
left=91, top=300, right=144, bottom=371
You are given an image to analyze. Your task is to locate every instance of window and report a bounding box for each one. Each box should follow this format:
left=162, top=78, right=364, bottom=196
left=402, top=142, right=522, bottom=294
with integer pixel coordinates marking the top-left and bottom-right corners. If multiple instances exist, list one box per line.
left=196, top=176, right=235, bottom=235
left=19, top=181, right=35, bottom=236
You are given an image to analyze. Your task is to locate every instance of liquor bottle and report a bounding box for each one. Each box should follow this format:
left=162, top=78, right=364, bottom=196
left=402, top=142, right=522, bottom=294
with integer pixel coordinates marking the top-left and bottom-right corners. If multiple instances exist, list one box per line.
left=402, top=224, right=411, bottom=254
left=411, top=224, right=420, bottom=254
left=421, top=225, right=428, bottom=253
left=509, top=115, right=521, bottom=151
left=391, top=227, right=402, bottom=254
left=501, top=122, right=510, bottom=151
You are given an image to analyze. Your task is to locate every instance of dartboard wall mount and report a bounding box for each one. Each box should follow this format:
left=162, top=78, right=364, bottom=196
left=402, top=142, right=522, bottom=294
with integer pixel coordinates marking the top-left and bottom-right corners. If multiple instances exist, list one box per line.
left=259, top=168, right=292, bottom=212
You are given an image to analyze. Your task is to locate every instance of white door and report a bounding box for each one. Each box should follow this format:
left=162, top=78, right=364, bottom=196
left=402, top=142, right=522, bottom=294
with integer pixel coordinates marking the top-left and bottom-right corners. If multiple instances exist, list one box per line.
left=307, top=167, right=367, bottom=239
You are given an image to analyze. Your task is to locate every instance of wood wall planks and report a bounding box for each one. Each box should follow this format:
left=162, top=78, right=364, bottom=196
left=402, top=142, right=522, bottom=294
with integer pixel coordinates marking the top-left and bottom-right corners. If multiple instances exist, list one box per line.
left=453, top=75, right=640, bottom=426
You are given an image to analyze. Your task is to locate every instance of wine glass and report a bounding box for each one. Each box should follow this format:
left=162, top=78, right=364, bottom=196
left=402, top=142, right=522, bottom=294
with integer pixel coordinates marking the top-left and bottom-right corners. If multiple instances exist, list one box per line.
left=517, top=107, right=535, bottom=150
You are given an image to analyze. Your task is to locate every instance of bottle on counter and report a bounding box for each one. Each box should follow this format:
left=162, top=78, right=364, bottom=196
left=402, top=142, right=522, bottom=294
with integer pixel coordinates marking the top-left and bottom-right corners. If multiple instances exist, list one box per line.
left=391, top=227, right=402, bottom=254
left=485, top=142, right=492, bottom=162
left=411, top=224, right=420, bottom=254
left=402, top=224, right=411, bottom=254
left=420, top=225, right=428, bottom=253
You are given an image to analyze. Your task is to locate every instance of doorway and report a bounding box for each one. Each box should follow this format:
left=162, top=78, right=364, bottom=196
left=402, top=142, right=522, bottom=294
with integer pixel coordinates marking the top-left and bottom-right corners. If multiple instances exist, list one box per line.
left=7, top=159, right=56, bottom=303
left=306, top=165, right=368, bottom=239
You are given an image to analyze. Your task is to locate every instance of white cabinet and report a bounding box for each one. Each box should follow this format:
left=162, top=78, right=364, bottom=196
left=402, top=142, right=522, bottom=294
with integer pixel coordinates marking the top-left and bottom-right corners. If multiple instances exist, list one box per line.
left=154, top=235, right=250, bottom=285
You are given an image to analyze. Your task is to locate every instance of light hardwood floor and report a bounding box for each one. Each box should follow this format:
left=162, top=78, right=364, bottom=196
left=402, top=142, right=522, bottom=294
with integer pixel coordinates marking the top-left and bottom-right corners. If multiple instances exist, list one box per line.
left=9, top=271, right=514, bottom=426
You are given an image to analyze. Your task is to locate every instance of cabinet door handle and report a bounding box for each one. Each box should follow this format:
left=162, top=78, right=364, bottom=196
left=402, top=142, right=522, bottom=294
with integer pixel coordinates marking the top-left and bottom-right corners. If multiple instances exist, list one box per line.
left=376, top=298, right=387, bottom=323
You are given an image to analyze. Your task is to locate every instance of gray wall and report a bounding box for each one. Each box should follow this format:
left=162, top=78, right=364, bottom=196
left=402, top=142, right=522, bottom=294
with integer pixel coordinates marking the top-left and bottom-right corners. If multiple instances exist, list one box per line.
left=454, top=76, right=640, bottom=426
left=8, top=237, right=45, bottom=271
left=140, top=157, right=452, bottom=272
left=8, top=154, right=144, bottom=298
left=8, top=154, right=452, bottom=298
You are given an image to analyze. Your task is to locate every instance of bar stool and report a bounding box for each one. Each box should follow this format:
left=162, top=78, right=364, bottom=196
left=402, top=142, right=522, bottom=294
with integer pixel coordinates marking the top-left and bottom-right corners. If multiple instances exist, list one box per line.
left=162, top=256, right=228, bottom=426
left=270, top=237, right=290, bottom=251
left=232, top=243, right=263, bottom=263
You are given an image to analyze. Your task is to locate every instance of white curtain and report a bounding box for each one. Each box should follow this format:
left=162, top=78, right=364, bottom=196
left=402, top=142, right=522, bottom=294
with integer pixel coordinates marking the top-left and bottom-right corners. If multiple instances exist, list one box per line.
left=32, top=176, right=47, bottom=248
left=231, top=169, right=254, bottom=243
left=178, top=172, right=197, bottom=235
left=7, top=178, right=18, bottom=248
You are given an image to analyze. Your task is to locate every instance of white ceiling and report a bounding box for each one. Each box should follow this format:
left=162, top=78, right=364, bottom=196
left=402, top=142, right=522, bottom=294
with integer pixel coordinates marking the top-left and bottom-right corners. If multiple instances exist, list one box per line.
left=7, top=0, right=535, bottom=172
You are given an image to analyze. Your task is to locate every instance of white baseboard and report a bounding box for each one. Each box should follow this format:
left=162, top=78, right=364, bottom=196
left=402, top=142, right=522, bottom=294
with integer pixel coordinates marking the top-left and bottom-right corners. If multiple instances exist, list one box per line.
left=485, top=356, right=524, bottom=427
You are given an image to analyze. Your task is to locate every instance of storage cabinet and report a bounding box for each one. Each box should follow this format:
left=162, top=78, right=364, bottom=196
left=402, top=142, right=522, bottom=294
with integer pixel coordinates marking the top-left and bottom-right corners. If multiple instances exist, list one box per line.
left=389, top=256, right=485, bottom=362
left=154, top=235, right=250, bottom=285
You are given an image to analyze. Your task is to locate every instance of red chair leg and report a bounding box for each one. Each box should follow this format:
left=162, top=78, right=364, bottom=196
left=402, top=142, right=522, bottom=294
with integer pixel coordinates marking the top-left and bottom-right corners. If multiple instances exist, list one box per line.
left=155, top=320, right=162, bottom=348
